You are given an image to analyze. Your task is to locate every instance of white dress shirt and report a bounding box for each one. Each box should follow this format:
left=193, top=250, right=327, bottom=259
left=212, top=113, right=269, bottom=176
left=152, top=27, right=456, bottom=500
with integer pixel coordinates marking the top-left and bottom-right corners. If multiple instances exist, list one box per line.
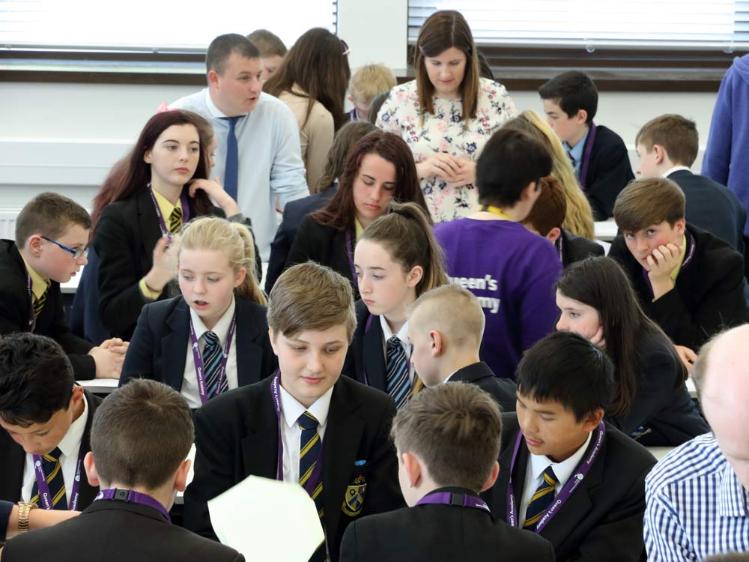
left=278, top=384, right=334, bottom=483
left=22, top=393, right=89, bottom=505
left=181, top=298, right=239, bottom=409
left=380, top=317, right=415, bottom=385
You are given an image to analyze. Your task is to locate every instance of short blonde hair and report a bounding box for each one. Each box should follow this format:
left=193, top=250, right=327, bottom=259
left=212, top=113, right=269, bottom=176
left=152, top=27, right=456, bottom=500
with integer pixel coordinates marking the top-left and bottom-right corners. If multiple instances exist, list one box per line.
left=349, top=64, right=397, bottom=105
left=178, top=216, right=266, bottom=305
left=409, top=284, right=485, bottom=350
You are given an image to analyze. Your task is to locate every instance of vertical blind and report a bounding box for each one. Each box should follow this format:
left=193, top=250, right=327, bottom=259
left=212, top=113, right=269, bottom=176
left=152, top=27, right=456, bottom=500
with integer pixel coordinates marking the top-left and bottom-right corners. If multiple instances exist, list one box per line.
left=0, top=0, right=337, bottom=51
left=408, top=0, right=749, bottom=50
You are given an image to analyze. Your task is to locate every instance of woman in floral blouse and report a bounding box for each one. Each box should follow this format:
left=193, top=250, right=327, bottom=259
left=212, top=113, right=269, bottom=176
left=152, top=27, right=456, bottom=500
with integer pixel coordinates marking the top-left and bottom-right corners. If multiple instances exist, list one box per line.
left=376, top=10, right=517, bottom=222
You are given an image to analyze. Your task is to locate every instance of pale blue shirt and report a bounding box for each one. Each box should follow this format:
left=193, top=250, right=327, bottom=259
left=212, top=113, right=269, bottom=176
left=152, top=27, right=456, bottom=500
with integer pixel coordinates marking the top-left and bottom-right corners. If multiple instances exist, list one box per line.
left=171, top=88, right=309, bottom=260
left=564, top=127, right=589, bottom=178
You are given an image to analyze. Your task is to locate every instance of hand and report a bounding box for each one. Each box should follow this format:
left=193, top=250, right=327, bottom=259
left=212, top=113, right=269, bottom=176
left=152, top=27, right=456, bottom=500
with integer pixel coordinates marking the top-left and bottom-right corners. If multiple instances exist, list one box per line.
left=144, top=236, right=179, bottom=293
left=445, top=158, right=476, bottom=187
left=188, top=178, right=240, bottom=216
left=416, top=153, right=462, bottom=182
left=674, top=344, right=697, bottom=374
left=589, top=325, right=607, bottom=349
left=646, top=243, right=681, bottom=299
left=100, top=338, right=129, bottom=356
left=88, top=346, right=125, bottom=379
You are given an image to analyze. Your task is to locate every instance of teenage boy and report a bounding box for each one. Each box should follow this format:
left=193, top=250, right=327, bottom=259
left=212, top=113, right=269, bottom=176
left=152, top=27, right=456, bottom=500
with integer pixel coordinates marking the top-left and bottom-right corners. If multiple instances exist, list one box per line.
left=539, top=71, right=634, bottom=220
left=435, top=128, right=561, bottom=379
left=171, top=33, right=308, bottom=260
left=247, top=29, right=287, bottom=82
left=487, top=332, right=656, bottom=561
left=339, top=383, right=554, bottom=562
left=1, top=379, right=243, bottom=562
left=0, top=193, right=127, bottom=380
left=407, top=285, right=516, bottom=412
left=635, top=113, right=746, bottom=253
left=183, top=262, right=403, bottom=562
left=608, top=178, right=747, bottom=349
left=521, top=176, right=604, bottom=268
left=0, top=334, right=102, bottom=514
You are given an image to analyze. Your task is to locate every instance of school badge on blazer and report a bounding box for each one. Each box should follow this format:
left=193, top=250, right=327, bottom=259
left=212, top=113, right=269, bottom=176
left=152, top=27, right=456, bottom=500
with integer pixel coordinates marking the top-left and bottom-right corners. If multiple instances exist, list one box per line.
left=342, top=462, right=368, bottom=517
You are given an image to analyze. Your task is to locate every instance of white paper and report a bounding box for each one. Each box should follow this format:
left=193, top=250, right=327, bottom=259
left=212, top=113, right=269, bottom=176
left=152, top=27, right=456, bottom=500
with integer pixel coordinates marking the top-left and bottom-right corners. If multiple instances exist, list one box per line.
left=208, top=475, right=324, bottom=561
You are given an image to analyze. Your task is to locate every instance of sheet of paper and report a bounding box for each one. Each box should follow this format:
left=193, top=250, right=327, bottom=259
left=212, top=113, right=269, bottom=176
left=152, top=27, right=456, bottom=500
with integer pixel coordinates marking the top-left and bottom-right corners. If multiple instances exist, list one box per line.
left=208, top=475, right=324, bottom=561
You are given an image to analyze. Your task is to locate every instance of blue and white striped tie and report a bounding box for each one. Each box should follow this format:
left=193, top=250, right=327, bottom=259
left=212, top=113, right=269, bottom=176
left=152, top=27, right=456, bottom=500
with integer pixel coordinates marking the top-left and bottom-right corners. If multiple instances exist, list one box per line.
left=203, top=331, right=228, bottom=399
left=386, top=336, right=410, bottom=408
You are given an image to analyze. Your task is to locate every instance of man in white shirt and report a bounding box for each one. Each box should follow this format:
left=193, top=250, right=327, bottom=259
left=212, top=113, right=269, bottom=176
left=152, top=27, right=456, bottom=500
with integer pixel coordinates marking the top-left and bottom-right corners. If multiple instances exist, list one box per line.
left=171, top=33, right=309, bottom=260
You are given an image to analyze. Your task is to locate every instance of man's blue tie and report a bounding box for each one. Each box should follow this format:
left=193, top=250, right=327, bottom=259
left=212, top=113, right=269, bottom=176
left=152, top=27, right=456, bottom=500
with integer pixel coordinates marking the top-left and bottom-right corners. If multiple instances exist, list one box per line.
left=222, top=116, right=241, bottom=200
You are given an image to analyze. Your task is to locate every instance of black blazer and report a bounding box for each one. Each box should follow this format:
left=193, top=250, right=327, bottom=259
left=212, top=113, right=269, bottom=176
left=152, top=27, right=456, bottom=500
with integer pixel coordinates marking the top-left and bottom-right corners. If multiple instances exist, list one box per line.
left=1, top=500, right=243, bottom=562
left=0, top=240, right=95, bottom=380
left=265, top=185, right=336, bottom=293
left=608, top=223, right=747, bottom=348
left=0, top=390, right=102, bottom=509
left=120, top=296, right=277, bottom=393
left=345, top=301, right=388, bottom=393
left=560, top=230, right=604, bottom=268
left=340, top=486, right=555, bottom=562
left=285, top=215, right=359, bottom=299
left=581, top=124, right=635, bottom=220
left=183, top=375, right=403, bottom=562
left=450, top=362, right=517, bottom=413
left=487, top=414, right=656, bottom=562
left=668, top=169, right=747, bottom=253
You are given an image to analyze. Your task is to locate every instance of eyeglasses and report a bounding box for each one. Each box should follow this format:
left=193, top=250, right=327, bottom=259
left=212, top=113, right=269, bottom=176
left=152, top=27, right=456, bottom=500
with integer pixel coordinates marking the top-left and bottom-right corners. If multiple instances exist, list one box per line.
left=341, top=39, right=350, bottom=56
left=42, top=236, right=89, bottom=260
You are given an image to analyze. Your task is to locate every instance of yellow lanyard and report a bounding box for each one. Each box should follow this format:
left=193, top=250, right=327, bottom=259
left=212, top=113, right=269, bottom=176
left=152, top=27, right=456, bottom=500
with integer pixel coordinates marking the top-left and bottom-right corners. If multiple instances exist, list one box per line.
left=481, top=205, right=512, bottom=220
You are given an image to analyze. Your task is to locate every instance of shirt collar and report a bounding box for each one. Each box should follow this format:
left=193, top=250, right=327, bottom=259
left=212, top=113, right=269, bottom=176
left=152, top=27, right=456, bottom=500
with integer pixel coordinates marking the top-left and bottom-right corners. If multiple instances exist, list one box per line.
left=188, top=297, right=236, bottom=343
left=663, top=165, right=691, bottom=177
left=20, top=255, right=49, bottom=299
left=564, top=127, right=590, bottom=160
left=380, top=317, right=410, bottom=351
left=354, top=219, right=365, bottom=241
left=278, top=384, right=334, bottom=431
left=151, top=188, right=182, bottom=221
left=718, top=461, right=749, bottom=517
left=204, top=88, right=249, bottom=119
left=529, top=432, right=592, bottom=488
left=58, top=392, right=88, bottom=459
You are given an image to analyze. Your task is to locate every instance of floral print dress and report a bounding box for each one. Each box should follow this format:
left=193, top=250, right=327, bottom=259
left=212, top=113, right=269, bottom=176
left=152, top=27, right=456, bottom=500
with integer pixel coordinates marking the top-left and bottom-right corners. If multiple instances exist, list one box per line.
left=376, top=77, right=517, bottom=222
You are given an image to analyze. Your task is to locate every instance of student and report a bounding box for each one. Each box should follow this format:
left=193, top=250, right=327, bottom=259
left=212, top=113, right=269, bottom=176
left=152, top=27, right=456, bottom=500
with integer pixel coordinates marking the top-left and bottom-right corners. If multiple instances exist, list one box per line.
left=522, top=177, right=604, bottom=268
left=265, top=28, right=351, bottom=190
left=0, top=193, right=126, bottom=380
left=347, top=64, right=397, bottom=122
left=556, top=257, right=708, bottom=445
left=183, top=262, right=403, bottom=562
left=247, top=28, right=287, bottom=82
left=635, top=113, right=746, bottom=253
left=2, top=379, right=244, bottom=562
left=539, top=71, right=634, bottom=220
left=339, top=383, right=555, bottom=562
left=435, top=128, right=561, bottom=379
left=120, top=217, right=276, bottom=408
left=608, top=178, right=747, bottom=349
left=91, top=109, right=247, bottom=340
left=0, top=334, right=103, bottom=513
left=407, top=284, right=516, bottom=412
left=350, top=202, right=448, bottom=406
left=367, top=92, right=390, bottom=126
left=285, top=130, right=428, bottom=299
left=487, top=332, right=657, bottom=562
left=266, top=121, right=377, bottom=293
left=377, top=10, right=517, bottom=222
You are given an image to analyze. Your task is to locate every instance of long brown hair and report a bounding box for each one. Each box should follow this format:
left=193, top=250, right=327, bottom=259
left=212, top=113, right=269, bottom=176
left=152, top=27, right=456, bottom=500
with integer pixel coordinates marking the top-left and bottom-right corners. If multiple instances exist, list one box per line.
left=264, top=28, right=351, bottom=131
left=313, top=130, right=428, bottom=231
left=414, top=10, right=481, bottom=120
left=314, top=121, right=377, bottom=193
left=92, top=110, right=212, bottom=229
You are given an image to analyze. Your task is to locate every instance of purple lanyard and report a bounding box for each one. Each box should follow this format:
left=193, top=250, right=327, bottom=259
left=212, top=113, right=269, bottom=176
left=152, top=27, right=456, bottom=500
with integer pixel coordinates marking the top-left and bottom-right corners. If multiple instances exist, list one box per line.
left=148, top=184, right=191, bottom=237
left=188, top=312, right=237, bottom=405
left=579, top=123, right=597, bottom=190
left=344, top=230, right=359, bottom=293
left=96, top=488, right=171, bottom=522
left=32, top=448, right=84, bottom=510
left=417, top=491, right=490, bottom=513
left=506, top=421, right=605, bottom=533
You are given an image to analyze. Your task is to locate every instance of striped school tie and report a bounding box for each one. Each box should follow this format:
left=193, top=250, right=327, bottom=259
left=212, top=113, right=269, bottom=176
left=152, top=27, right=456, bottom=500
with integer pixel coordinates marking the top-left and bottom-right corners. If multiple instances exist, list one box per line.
left=168, top=206, right=182, bottom=234
left=385, top=336, right=410, bottom=409
left=298, top=411, right=324, bottom=518
left=523, top=465, right=558, bottom=531
left=30, top=447, right=68, bottom=510
left=202, top=331, right=228, bottom=399
left=32, top=286, right=49, bottom=318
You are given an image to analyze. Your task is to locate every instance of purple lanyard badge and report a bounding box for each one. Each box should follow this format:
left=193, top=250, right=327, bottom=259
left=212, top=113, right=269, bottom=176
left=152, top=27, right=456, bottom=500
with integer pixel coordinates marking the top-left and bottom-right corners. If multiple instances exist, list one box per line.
left=32, top=448, right=84, bottom=510
left=97, top=488, right=171, bottom=522
left=417, top=491, right=490, bottom=513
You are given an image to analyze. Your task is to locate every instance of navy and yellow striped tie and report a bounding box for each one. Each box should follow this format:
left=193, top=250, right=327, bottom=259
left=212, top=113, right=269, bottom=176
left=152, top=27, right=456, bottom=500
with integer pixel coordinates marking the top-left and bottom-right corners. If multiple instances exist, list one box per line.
left=523, top=465, right=558, bottom=531
left=32, top=282, right=50, bottom=318
left=30, top=447, right=68, bottom=510
left=298, top=411, right=324, bottom=518
left=168, top=205, right=182, bottom=234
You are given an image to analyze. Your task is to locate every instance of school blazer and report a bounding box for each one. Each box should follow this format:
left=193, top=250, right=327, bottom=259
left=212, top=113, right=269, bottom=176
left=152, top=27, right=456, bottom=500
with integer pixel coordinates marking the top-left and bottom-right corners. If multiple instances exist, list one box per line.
left=285, top=215, right=359, bottom=299
left=0, top=239, right=95, bottom=380
left=582, top=125, right=635, bottom=220
left=1, top=500, right=243, bottom=562
left=560, top=230, right=605, bottom=268
left=450, top=362, right=517, bottom=413
left=345, top=301, right=388, bottom=393
left=0, top=390, right=102, bottom=509
left=183, top=375, right=403, bottom=562
left=265, top=185, right=336, bottom=293
left=119, top=296, right=277, bottom=393
left=339, top=486, right=555, bottom=562
left=487, top=414, right=656, bottom=562
left=608, top=223, right=747, bottom=349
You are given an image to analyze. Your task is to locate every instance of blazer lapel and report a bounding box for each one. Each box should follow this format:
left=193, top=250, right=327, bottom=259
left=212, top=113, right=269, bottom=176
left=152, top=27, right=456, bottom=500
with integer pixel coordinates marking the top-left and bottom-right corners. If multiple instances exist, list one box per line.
left=78, top=391, right=102, bottom=508
left=240, top=383, right=280, bottom=480
left=136, top=190, right=163, bottom=270
left=161, top=299, right=190, bottom=391
left=235, top=299, right=263, bottom=387
left=0, top=433, right=26, bottom=502
left=363, top=317, right=387, bottom=392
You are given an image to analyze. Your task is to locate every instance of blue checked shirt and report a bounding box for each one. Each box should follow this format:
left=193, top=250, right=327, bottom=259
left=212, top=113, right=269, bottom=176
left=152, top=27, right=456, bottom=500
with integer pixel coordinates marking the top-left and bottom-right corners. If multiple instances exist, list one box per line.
left=644, top=433, right=749, bottom=561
